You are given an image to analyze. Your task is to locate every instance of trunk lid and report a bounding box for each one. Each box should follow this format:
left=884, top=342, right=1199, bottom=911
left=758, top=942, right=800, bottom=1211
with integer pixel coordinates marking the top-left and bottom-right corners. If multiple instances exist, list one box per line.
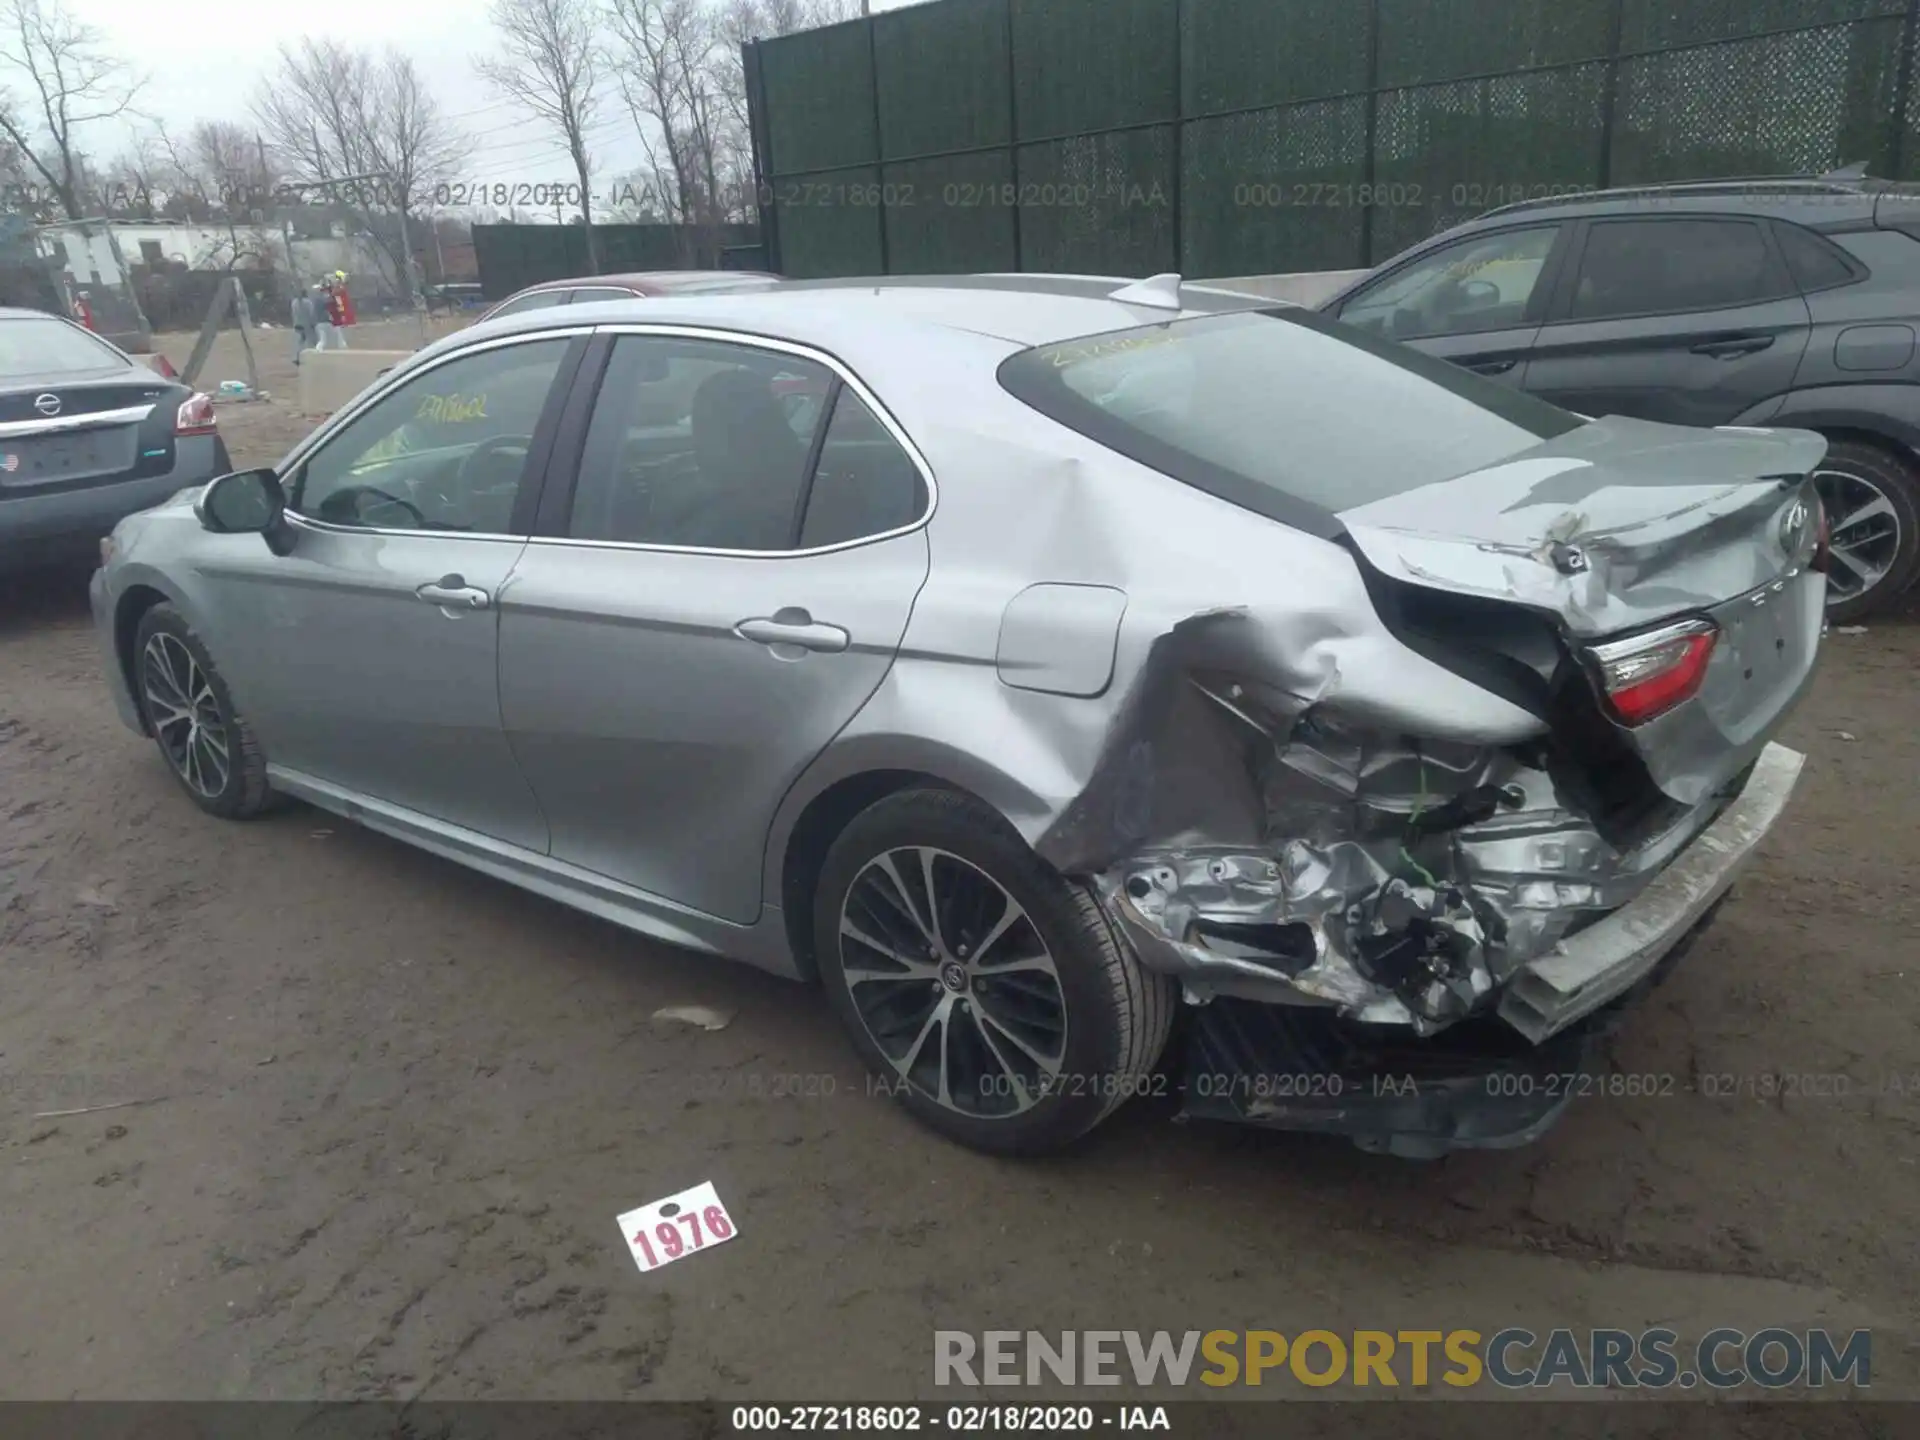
left=1337, top=415, right=1825, bottom=639
left=0, top=375, right=185, bottom=497
left=1340, top=416, right=1828, bottom=809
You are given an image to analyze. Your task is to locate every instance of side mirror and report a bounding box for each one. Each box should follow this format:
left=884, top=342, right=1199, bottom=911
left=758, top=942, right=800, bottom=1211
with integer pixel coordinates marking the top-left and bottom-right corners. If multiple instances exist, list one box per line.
left=197, top=468, right=294, bottom=555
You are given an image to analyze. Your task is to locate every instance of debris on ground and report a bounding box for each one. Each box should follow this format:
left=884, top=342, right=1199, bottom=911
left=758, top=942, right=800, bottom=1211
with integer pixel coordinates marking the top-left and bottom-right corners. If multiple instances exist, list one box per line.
left=651, top=1004, right=735, bottom=1032
left=1836, top=626, right=1870, bottom=636
left=31, top=1096, right=169, bottom=1121
left=1838, top=731, right=1859, bottom=742
left=617, top=1180, right=738, bottom=1274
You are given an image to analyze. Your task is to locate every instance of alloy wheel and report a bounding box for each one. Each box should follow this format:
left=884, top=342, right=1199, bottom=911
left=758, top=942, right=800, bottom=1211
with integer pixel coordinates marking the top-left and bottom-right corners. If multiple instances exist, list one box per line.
left=141, top=633, right=230, bottom=799
left=838, top=847, right=1067, bottom=1118
left=1814, top=465, right=1903, bottom=607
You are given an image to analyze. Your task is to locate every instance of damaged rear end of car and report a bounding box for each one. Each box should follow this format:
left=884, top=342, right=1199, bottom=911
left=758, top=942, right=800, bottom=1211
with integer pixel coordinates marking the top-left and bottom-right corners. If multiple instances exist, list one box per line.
left=999, top=306, right=1826, bottom=1156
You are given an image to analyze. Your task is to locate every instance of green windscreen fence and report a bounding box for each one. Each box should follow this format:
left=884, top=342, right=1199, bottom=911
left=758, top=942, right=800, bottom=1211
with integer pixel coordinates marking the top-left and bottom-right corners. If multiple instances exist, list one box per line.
left=471, top=223, right=763, bottom=299
left=748, top=0, right=1920, bottom=279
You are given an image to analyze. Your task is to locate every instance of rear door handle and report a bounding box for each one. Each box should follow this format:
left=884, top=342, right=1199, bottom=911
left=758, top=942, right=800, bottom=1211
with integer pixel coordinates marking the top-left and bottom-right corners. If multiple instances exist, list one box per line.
left=1691, top=335, right=1775, bottom=359
left=416, top=573, right=491, bottom=610
left=736, top=610, right=850, bottom=653
left=1464, top=358, right=1517, bottom=375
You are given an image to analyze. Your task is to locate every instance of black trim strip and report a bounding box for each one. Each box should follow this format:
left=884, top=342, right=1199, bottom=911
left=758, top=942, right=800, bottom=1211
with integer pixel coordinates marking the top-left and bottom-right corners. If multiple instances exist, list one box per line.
left=788, top=376, right=843, bottom=549
left=529, top=333, right=614, bottom=537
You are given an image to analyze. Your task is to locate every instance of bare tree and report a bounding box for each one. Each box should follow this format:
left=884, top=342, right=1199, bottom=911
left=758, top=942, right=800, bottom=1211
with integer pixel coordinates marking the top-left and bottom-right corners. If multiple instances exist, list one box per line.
left=477, top=0, right=604, bottom=272
left=712, top=0, right=857, bottom=135
left=707, top=0, right=860, bottom=223
left=0, top=0, right=141, bottom=219
left=604, top=0, right=705, bottom=246
left=99, top=129, right=165, bottom=219
left=252, top=39, right=466, bottom=298
left=142, top=121, right=280, bottom=269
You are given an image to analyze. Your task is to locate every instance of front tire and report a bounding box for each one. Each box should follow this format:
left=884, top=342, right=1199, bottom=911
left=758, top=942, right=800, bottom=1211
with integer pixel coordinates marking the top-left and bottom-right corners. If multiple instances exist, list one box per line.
left=1815, top=440, right=1920, bottom=622
left=133, top=603, right=273, bottom=819
left=814, top=788, right=1176, bottom=1155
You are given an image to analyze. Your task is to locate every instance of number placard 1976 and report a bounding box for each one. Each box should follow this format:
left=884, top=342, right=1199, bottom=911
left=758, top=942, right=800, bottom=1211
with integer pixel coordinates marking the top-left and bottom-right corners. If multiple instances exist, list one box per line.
left=617, top=1180, right=738, bottom=1274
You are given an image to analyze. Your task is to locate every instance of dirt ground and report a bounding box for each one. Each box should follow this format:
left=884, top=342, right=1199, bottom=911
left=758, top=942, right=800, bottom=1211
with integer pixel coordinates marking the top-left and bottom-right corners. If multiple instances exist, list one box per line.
left=2, top=322, right=1917, bottom=1415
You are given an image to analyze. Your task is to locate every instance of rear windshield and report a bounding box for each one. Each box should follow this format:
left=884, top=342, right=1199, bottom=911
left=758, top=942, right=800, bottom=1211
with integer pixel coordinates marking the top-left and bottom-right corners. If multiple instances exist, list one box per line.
left=997, top=308, right=1582, bottom=535
left=0, top=315, right=126, bottom=380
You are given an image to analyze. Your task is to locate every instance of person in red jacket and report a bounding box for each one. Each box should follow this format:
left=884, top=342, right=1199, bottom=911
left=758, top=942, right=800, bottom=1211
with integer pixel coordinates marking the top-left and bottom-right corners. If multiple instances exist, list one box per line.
left=333, top=272, right=357, bottom=328
left=71, top=291, right=95, bottom=330
left=322, top=275, right=351, bottom=349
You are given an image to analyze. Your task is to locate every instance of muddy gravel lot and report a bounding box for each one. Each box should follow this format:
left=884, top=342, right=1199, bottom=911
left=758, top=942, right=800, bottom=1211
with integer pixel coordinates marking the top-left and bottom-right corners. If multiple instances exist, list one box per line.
left=2, top=323, right=1917, bottom=1420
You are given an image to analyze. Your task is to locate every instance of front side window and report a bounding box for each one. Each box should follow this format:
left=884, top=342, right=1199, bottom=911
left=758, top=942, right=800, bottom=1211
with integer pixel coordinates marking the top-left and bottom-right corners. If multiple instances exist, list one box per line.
left=1340, top=226, right=1560, bottom=341
left=1000, top=309, right=1583, bottom=529
left=568, top=336, right=831, bottom=550
left=1568, top=218, right=1792, bottom=320
left=293, top=338, right=569, bottom=532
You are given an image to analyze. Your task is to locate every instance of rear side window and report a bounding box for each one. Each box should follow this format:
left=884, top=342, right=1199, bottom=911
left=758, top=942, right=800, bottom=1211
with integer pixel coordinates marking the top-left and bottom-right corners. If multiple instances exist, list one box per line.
left=998, top=309, right=1582, bottom=530
left=569, top=336, right=831, bottom=551
left=799, top=389, right=928, bottom=548
left=1774, top=222, right=1860, bottom=293
left=567, top=287, right=639, bottom=304
left=1568, top=219, right=1793, bottom=320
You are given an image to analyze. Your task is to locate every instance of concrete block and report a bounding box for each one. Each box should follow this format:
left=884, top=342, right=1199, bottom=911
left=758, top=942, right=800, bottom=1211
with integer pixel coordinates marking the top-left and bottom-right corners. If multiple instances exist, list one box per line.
left=297, top=350, right=412, bottom=417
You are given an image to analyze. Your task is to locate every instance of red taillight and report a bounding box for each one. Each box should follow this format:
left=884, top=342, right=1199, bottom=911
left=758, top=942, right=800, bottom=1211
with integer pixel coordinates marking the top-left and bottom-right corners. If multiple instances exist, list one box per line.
left=1591, top=621, right=1718, bottom=727
left=1811, top=496, right=1832, bottom=574
left=175, top=393, right=217, bottom=436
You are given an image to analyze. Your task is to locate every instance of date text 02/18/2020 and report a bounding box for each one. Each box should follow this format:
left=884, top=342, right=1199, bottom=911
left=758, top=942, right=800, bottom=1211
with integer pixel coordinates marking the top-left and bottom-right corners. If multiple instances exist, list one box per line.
left=729, top=1406, right=1170, bottom=1433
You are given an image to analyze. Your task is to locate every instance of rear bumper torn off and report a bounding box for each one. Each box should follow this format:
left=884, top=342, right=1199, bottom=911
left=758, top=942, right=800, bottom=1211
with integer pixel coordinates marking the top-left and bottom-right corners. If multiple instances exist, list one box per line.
left=1496, top=741, right=1804, bottom=1042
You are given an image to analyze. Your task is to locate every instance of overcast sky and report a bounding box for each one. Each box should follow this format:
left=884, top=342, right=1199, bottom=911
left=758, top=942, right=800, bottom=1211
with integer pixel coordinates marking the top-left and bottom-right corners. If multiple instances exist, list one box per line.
left=62, top=0, right=919, bottom=199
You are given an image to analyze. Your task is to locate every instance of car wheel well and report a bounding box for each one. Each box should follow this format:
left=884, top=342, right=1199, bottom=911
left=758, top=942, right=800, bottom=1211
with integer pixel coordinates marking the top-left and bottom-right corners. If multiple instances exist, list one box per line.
left=780, top=769, right=962, bottom=983
left=1807, top=424, right=1919, bottom=468
left=114, top=584, right=170, bottom=731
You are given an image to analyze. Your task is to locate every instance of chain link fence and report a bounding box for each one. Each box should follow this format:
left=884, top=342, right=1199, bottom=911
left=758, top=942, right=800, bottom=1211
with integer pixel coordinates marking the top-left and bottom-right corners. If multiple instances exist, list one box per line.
left=746, top=0, right=1920, bottom=279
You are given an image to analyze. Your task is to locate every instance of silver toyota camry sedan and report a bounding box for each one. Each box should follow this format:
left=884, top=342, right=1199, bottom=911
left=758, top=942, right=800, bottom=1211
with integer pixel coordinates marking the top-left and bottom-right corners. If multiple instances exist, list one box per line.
left=90, top=274, right=1827, bottom=1157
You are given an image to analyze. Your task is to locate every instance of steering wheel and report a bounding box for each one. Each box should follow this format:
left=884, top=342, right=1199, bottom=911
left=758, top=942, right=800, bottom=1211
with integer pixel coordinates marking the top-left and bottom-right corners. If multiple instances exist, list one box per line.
left=455, top=434, right=533, bottom=496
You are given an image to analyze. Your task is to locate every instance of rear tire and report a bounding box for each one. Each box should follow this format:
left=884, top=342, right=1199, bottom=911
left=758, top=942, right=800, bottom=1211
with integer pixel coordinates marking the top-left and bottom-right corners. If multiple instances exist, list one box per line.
left=1816, top=439, right=1920, bottom=623
left=814, top=788, right=1176, bottom=1156
left=133, top=604, right=274, bottom=820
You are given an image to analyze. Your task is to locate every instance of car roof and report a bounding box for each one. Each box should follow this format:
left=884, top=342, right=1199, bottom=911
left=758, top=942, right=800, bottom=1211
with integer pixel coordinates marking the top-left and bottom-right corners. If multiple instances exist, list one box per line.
left=450, top=275, right=1273, bottom=361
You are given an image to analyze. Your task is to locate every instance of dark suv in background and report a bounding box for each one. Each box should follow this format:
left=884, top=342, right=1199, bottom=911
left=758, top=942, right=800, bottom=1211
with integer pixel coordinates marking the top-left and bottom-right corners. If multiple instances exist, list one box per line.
left=1322, top=174, right=1920, bottom=620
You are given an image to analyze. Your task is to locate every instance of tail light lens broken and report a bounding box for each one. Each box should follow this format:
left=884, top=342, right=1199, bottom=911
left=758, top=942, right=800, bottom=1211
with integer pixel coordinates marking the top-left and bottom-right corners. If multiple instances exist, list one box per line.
left=1590, top=620, right=1719, bottom=727
left=175, top=393, right=217, bottom=437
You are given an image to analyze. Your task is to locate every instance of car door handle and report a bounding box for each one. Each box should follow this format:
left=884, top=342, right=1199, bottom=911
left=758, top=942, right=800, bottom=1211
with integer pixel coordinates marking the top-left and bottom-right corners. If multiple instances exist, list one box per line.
left=416, top=574, right=491, bottom=610
left=1464, top=358, right=1517, bottom=375
left=736, top=612, right=850, bottom=653
left=1691, top=335, right=1775, bottom=359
